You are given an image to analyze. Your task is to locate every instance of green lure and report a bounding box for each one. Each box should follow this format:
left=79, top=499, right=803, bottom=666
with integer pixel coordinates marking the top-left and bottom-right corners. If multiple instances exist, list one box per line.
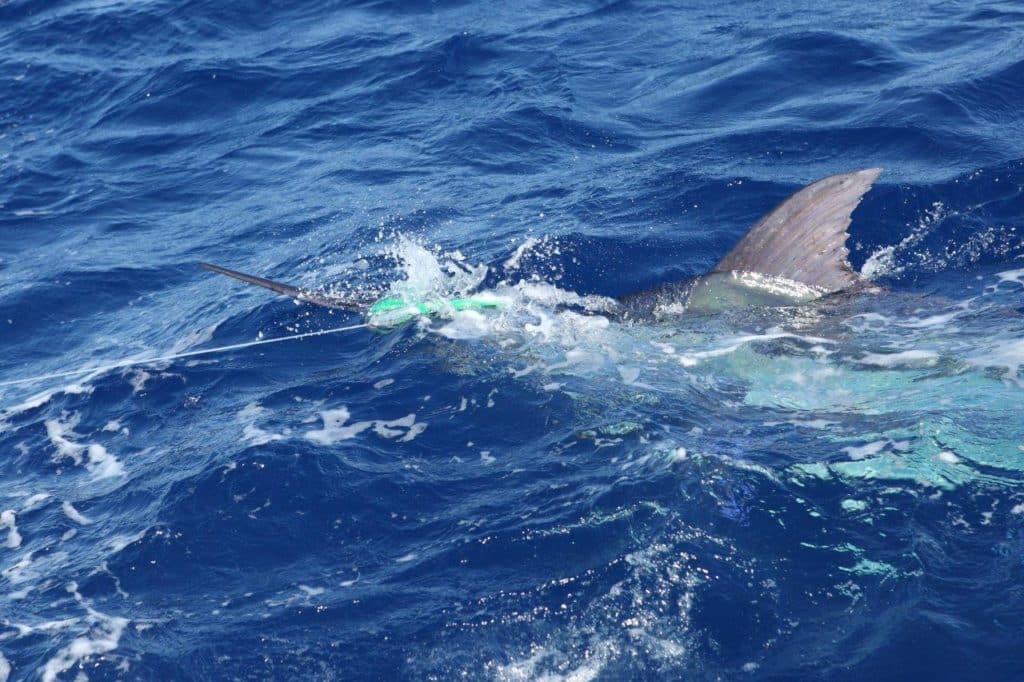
left=367, top=294, right=502, bottom=326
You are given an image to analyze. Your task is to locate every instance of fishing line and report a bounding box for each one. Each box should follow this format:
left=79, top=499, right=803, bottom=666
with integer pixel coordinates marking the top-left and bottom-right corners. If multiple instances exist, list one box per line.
left=0, top=322, right=371, bottom=389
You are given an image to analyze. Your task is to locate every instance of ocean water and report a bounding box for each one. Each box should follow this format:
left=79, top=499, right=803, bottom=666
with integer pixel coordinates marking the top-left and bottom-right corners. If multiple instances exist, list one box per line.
left=2, top=0, right=1024, bottom=679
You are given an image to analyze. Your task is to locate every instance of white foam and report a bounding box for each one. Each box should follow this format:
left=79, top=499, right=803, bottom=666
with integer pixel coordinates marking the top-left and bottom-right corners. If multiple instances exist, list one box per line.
left=44, top=412, right=124, bottom=477
left=1, top=383, right=93, bottom=433
left=617, top=366, right=640, bottom=384
left=86, top=444, right=123, bottom=478
left=841, top=499, right=868, bottom=512
left=898, top=310, right=962, bottom=329
left=40, top=582, right=128, bottom=682
left=237, top=403, right=285, bottom=446
left=22, top=492, right=50, bottom=511
left=678, top=330, right=834, bottom=367
left=493, top=643, right=610, bottom=682
left=399, top=421, right=427, bottom=443
left=503, top=236, right=541, bottom=271
left=9, top=585, right=32, bottom=601
left=127, top=369, right=151, bottom=394
left=547, top=349, right=610, bottom=375
left=373, top=414, right=415, bottom=438
left=993, top=267, right=1024, bottom=287
left=0, top=652, right=9, bottom=682
left=969, top=338, right=1024, bottom=386
left=1, top=510, right=22, bottom=548
left=861, top=201, right=946, bottom=279
left=857, top=349, right=939, bottom=368
left=10, top=617, right=80, bottom=637
left=383, top=239, right=616, bottom=348
left=6, top=383, right=93, bottom=416
left=843, top=440, right=887, bottom=460
left=388, top=235, right=488, bottom=301
left=435, top=310, right=493, bottom=340
left=373, top=378, right=394, bottom=389
left=305, top=407, right=427, bottom=445
left=106, top=530, right=145, bottom=554
left=46, top=414, right=85, bottom=464
left=766, top=419, right=837, bottom=429
left=305, top=408, right=371, bottom=444
left=62, top=502, right=93, bottom=526
left=861, top=243, right=900, bottom=279
left=2, top=551, right=35, bottom=584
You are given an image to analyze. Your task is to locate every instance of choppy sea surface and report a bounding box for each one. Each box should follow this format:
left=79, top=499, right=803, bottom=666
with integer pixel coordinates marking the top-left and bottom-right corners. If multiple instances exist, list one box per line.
left=2, top=1, right=1024, bottom=679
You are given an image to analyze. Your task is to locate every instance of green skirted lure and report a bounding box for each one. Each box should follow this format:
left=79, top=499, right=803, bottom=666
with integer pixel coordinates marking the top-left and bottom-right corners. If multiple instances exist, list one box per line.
left=366, top=294, right=502, bottom=326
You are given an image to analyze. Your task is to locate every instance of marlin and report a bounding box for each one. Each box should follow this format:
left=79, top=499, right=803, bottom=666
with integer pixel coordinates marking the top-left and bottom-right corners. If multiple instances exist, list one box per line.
left=200, top=168, right=882, bottom=324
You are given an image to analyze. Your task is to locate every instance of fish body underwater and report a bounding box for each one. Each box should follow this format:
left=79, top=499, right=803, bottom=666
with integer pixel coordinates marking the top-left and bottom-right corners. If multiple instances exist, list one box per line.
left=189, top=186, right=1024, bottom=680
left=202, top=168, right=883, bottom=324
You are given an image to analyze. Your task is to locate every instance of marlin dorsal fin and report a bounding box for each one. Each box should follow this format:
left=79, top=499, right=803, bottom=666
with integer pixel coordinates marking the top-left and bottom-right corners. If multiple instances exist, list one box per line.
left=712, top=168, right=881, bottom=293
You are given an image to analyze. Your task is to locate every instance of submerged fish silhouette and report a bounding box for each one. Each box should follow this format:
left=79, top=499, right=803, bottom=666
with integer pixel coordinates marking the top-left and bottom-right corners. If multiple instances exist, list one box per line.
left=200, top=168, right=882, bottom=322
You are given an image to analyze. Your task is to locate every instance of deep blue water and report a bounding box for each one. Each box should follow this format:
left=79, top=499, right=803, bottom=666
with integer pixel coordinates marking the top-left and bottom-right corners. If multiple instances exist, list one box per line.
left=3, top=1, right=1024, bottom=679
